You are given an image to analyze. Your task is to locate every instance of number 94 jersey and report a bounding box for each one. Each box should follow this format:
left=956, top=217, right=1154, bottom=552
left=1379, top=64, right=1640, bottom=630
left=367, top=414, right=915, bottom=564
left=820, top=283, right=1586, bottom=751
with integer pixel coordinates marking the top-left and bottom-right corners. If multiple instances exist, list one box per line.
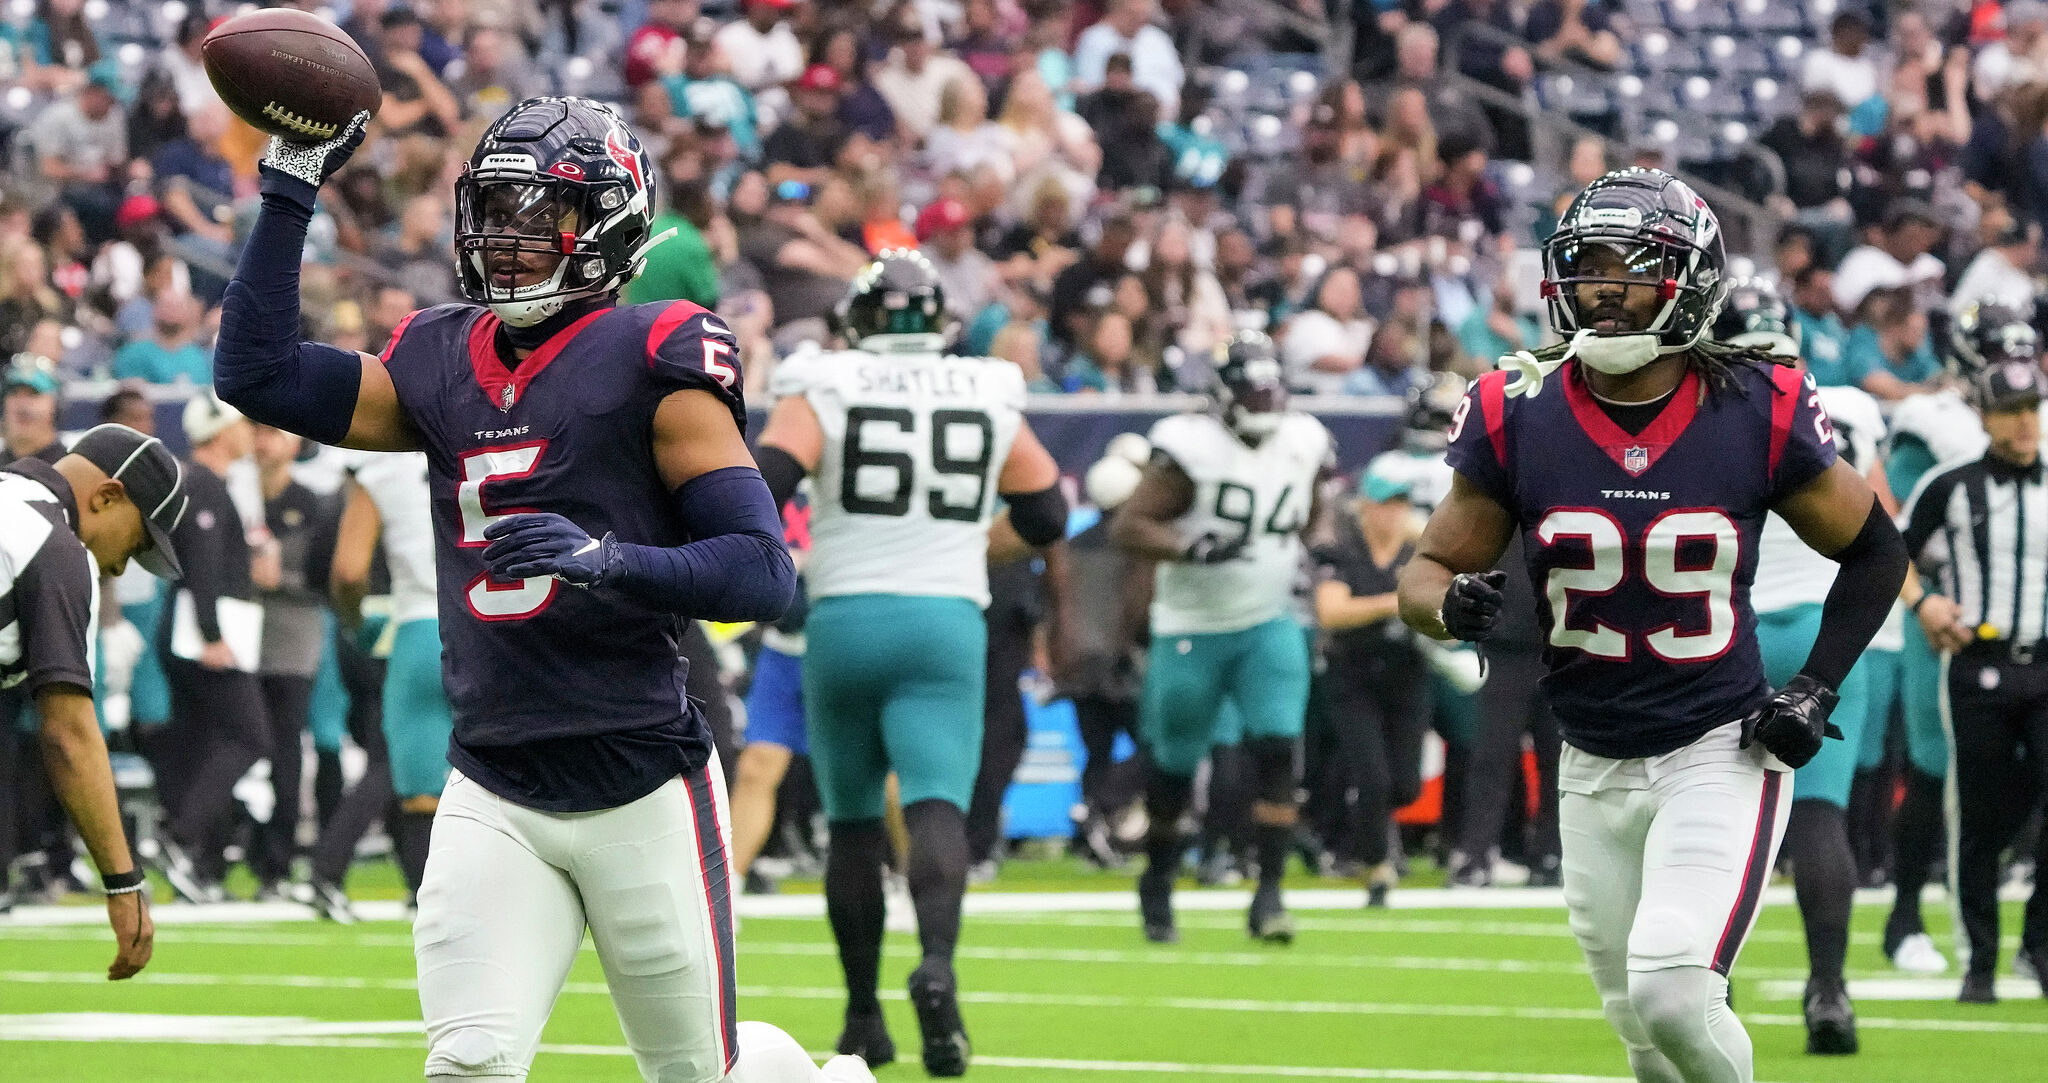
left=777, top=347, right=1026, bottom=608
left=1446, top=361, right=1836, bottom=760
left=1149, top=411, right=1333, bottom=637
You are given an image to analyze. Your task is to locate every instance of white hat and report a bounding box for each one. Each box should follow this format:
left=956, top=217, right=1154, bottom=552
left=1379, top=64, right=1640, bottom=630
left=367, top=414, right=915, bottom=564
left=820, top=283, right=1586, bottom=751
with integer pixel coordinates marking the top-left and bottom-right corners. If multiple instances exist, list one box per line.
left=182, top=389, right=245, bottom=447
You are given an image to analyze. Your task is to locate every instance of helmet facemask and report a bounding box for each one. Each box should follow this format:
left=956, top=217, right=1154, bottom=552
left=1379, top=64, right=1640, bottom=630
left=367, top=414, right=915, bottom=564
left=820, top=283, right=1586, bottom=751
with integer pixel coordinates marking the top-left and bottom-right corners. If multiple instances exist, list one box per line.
left=1219, top=355, right=1287, bottom=441
left=1543, top=236, right=1713, bottom=375
left=457, top=174, right=631, bottom=327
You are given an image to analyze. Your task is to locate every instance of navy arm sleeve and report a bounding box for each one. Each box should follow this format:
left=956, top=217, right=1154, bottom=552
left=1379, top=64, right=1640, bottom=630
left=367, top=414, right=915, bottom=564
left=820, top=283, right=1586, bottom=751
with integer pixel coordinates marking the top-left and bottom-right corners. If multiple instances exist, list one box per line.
left=212, top=170, right=372, bottom=446
left=604, top=467, right=798, bottom=623
left=1801, top=498, right=1909, bottom=691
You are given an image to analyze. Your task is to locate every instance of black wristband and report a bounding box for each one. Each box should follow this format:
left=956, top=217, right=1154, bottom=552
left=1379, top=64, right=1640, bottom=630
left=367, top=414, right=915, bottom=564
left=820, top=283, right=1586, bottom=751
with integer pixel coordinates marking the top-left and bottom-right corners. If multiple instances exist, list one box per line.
left=101, top=868, right=146, bottom=893
left=1910, top=593, right=1929, bottom=614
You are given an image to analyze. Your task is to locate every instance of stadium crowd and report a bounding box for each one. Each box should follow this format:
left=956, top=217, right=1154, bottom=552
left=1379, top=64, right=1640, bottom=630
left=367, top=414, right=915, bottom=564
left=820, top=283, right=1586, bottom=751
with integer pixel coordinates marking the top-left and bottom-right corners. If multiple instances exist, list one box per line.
left=0, top=0, right=2044, bottom=991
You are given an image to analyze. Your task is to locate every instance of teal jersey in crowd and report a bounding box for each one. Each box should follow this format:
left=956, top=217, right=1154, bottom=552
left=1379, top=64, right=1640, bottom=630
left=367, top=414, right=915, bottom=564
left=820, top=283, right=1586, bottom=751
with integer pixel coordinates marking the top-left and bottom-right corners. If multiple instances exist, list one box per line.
left=1793, top=309, right=1852, bottom=386
left=1838, top=323, right=1939, bottom=388
left=110, top=340, right=211, bottom=385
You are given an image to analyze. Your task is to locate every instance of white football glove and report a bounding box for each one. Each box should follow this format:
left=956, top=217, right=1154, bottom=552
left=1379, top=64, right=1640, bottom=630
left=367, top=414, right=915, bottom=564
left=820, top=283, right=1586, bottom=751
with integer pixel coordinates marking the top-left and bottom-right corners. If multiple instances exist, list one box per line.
left=260, top=110, right=371, bottom=188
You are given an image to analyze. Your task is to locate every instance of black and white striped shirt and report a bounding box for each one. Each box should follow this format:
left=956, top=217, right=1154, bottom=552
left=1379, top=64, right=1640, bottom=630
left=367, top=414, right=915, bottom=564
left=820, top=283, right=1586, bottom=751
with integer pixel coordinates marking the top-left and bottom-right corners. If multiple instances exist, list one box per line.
left=0, top=459, right=99, bottom=698
left=1901, top=454, right=2048, bottom=646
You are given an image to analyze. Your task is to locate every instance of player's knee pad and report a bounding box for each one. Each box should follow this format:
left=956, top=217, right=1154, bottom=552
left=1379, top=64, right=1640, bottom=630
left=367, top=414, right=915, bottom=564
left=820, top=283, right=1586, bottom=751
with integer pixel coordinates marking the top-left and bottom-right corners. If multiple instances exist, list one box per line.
left=1627, top=906, right=1707, bottom=971
left=1626, top=966, right=1718, bottom=1055
left=1245, top=736, right=1299, bottom=807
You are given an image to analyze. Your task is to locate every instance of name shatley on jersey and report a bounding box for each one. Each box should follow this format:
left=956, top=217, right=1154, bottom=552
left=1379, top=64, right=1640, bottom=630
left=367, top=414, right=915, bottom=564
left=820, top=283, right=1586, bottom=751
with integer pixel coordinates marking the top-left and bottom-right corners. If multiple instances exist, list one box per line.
left=857, top=363, right=990, bottom=399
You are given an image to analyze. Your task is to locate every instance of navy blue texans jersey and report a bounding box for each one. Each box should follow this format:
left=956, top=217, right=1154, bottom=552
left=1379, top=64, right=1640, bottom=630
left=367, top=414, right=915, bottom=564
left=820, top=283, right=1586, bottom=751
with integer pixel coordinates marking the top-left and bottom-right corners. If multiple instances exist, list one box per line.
left=378, top=298, right=744, bottom=812
left=1445, top=359, right=1837, bottom=759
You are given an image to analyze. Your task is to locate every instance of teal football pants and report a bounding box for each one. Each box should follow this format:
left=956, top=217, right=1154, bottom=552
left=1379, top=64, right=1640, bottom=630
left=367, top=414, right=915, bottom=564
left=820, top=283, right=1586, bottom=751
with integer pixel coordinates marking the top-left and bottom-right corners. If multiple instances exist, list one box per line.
left=382, top=619, right=453, bottom=800
left=1141, top=616, right=1311, bottom=777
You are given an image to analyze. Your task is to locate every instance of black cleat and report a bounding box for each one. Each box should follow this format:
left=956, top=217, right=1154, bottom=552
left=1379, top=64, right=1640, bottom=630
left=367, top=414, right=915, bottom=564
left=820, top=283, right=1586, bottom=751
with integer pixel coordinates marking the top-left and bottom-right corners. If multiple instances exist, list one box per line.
left=835, top=1005, right=895, bottom=1068
left=1803, top=983, right=1858, bottom=1055
left=1524, top=856, right=1562, bottom=888
left=1959, top=971, right=1998, bottom=1004
left=908, top=962, right=970, bottom=1077
left=152, top=837, right=209, bottom=904
left=1248, top=886, right=1294, bottom=945
left=1137, top=868, right=1178, bottom=943
left=301, top=878, right=359, bottom=925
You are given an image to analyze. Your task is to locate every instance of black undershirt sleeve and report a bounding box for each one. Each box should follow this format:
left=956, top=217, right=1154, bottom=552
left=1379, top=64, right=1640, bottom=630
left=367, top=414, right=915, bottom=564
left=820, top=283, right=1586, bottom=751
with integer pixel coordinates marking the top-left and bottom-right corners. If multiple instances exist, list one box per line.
left=757, top=444, right=808, bottom=510
left=1801, top=497, right=1909, bottom=691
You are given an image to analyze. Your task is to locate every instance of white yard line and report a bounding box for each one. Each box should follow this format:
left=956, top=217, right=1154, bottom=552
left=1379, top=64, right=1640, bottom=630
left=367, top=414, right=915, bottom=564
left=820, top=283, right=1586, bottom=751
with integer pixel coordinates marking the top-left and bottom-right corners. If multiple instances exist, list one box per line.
left=4, top=971, right=2044, bottom=1036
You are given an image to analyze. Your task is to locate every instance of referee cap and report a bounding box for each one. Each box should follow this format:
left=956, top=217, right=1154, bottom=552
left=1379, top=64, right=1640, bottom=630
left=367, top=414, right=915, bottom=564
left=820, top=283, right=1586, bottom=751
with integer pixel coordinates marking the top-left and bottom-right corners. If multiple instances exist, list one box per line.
left=68, top=424, right=187, bottom=579
left=1973, top=361, right=2046, bottom=414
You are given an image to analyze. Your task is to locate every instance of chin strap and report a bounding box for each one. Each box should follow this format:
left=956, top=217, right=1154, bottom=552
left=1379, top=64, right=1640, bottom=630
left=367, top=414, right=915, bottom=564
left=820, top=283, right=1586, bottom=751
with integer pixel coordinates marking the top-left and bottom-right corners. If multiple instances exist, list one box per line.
left=500, top=294, right=611, bottom=352
left=1499, top=328, right=1594, bottom=399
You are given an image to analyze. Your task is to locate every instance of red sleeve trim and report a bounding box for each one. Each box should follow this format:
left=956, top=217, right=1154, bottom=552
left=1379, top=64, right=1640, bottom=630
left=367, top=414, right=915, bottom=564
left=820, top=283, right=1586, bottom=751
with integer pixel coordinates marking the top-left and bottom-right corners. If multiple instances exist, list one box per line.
left=1767, top=364, right=1802, bottom=479
left=377, top=309, right=425, bottom=364
left=646, top=300, right=711, bottom=365
left=1478, top=368, right=1509, bottom=469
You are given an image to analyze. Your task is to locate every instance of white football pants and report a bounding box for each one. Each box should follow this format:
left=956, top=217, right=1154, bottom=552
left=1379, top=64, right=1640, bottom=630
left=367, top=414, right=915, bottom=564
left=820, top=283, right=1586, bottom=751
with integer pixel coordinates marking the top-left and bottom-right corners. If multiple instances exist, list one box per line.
left=413, top=761, right=736, bottom=1082
left=1559, top=720, right=1792, bottom=1083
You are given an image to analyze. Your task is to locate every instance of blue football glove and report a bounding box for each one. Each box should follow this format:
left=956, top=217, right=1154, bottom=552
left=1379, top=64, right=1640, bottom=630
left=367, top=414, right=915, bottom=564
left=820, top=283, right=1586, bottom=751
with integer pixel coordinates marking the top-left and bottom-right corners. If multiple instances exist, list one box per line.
left=481, top=513, right=617, bottom=587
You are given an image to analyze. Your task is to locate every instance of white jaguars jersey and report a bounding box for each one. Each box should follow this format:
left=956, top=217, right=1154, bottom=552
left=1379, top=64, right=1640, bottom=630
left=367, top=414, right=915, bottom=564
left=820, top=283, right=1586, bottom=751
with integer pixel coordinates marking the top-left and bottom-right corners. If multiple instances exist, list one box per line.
left=780, top=347, right=1027, bottom=608
left=1149, top=411, right=1333, bottom=636
left=349, top=452, right=438, bottom=625
left=1890, top=387, right=1988, bottom=466
left=1754, top=384, right=1885, bottom=613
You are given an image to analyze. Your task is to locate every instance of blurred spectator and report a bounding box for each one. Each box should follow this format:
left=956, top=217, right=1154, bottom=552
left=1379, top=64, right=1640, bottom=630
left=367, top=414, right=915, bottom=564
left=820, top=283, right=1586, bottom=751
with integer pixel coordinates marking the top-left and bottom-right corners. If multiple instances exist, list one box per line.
left=949, top=0, right=1016, bottom=86
left=1950, top=208, right=2040, bottom=317
left=873, top=20, right=977, bottom=142
left=1371, top=23, right=1494, bottom=160
left=917, top=198, right=1000, bottom=323
left=664, top=32, right=761, bottom=158
left=1761, top=91, right=1853, bottom=215
left=1457, top=266, right=1542, bottom=365
left=340, top=0, right=396, bottom=66
left=1282, top=265, right=1374, bottom=395
left=1527, top=0, right=1625, bottom=70
left=101, top=385, right=154, bottom=433
left=765, top=65, right=853, bottom=184
left=374, top=195, right=459, bottom=303
left=1422, top=133, right=1506, bottom=248
left=1963, top=83, right=2033, bottom=216
left=448, top=25, right=545, bottom=122
left=93, top=196, right=168, bottom=310
left=1842, top=285, right=1940, bottom=401
left=1790, top=265, right=1852, bottom=387
left=157, top=15, right=216, bottom=113
left=925, top=76, right=1013, bottom=184
left=1845, top=53, right=1970, bottom=227
left=1050, top=214, right=1137, bottom=347
left=1141, top=213, right=1232, bottom=361
left=373, top=8, right=463, bottom=138
left=628, top=160, right=721, bottom=309
left=24, top=64, right=127, bottom=243
left=813, top=25, right=899, bottom=144
left=1, top=359, right=64, bottom=465
left=625, top=0, right=696, bottom=88
left=737, top=179, right=870, bottom=346
left=993, top=176, right=1082, bottom=290
left=1974, top=0, right=2048, bottom=102
left=1834, top=199, right=1947, bottom=312
left=0, top=239, right=69, bottom=351
left=0, top=0, right=87, bottom=94
left=33, top=205, right=89, bottom=304
left=1091, top=86, right=1173, bottom=193
left=716, top=0, right=806, bottom=95
left=363, top=286, right=419, bottom=355
left=996, top=69, right=1100, bottom=215
left=126, top=68, right=189, bottom=169
left=111, top=290, right=210, bottom=385
left=1073, top=0, right=1184, bottom=121
left=1063, top=308, right=1153, bottom=394
left=1348, top=279, right=1438, bottom=396
left=1803, top=11, right=1881, bottom=134
left=33, top=0, right=100, bottom=72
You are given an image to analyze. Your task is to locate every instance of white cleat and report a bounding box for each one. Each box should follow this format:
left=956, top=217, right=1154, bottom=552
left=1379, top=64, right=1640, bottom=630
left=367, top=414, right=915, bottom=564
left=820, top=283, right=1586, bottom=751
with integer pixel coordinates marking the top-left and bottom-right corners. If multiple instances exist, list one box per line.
left=820, top=1055, right=878, bottom=1082
left=1891, top=932, right=1949, bottom=975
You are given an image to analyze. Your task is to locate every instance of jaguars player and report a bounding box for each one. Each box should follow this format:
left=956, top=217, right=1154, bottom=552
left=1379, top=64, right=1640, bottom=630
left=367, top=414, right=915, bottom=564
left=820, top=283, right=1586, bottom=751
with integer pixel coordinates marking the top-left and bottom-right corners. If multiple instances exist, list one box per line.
left=1400, top=169, right=1906, bottom=1083
left=1729, top=279, right=1891, bottom=1055
left=212, top=97, right=796, bottom=1082
left=1881, top=298, right=2033, bottom=975
left=753, top=252, right=1067, bottom=1077
left=1113, top=331, right=1333, bottom=944
left=328, top=450, right=447, bottom=904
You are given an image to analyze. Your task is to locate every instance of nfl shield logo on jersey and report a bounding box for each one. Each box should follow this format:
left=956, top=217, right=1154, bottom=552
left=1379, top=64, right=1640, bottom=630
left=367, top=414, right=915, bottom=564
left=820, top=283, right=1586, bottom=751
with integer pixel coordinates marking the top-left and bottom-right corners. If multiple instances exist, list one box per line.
left=1623, top=445, right=1649, bottom=475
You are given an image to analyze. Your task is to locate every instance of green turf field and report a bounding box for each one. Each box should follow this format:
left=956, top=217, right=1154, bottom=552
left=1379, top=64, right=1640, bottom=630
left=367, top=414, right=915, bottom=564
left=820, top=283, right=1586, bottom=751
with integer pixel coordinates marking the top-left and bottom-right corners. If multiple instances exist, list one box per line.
left=1, top=869, right=2043, bottom=1082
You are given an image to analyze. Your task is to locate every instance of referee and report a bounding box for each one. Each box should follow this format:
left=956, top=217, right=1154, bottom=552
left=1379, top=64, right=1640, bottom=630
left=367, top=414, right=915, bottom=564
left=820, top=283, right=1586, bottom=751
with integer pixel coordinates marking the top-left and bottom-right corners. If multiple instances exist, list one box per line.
left=0, top=423, right=188, bottom=979
left=1899, top=360, right=2048, bottom=1004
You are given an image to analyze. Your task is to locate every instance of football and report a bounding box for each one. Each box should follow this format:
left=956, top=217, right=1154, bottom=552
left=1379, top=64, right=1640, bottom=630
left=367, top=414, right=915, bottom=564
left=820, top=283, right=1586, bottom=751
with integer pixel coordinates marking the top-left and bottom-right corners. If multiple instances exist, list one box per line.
left=201, top=9, right=380, bottom=144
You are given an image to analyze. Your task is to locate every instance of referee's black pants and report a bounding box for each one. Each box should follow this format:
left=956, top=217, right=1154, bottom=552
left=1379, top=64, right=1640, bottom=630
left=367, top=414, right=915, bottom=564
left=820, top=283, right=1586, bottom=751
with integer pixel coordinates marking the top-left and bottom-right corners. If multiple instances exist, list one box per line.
left=159, top=653, right=268, bottom=883
left=1459, top=648, right=1561, bottom=869
left=1946, top=648, right=2048, bottom=977
left=1322, top=650, right=1431, bottom=868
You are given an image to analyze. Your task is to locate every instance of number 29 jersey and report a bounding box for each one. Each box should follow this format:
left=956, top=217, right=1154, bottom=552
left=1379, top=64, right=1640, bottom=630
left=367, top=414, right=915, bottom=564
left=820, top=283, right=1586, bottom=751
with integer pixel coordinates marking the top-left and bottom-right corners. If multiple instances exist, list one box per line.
left=775, top=347, right=1025, bottom=608
left=1445, top=360, right=1837, bottom=759
left=1148, top=411, right=1332, bottom=637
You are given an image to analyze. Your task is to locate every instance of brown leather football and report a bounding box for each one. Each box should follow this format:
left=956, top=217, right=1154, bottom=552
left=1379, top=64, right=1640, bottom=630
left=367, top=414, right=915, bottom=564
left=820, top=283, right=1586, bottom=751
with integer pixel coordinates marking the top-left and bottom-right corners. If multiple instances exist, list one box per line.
left=201, top=9, right=380, bottom=144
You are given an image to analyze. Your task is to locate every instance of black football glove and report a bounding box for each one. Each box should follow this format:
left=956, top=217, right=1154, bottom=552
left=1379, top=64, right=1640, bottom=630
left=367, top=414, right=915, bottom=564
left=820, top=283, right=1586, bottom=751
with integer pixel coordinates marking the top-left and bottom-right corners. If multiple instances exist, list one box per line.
left=1184, top=530, right=1250, bottom=565
left=1739, top=674, right=1843, bottom=769
left=1440, top=570, right=1508, bottom=642
left=259, top=109, right=371, bottom=189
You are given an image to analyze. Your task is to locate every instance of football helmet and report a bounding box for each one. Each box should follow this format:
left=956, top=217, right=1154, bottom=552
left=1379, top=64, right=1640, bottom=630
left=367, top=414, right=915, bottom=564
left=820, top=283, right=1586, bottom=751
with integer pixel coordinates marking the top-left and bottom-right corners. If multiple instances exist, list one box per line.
left=836, top=250, right=951, bottom=352
left=1948, top=297, right=2038, bottom=379
left=1711, top=276, right=1800, bottom=357
left=454, top=97, right=660, bottom=327
left=1542, top=168, right=1728, bottom=374
left=1213, top=331, right=1288, bottom=440
left=1403, top=371, right=1468, bottom=452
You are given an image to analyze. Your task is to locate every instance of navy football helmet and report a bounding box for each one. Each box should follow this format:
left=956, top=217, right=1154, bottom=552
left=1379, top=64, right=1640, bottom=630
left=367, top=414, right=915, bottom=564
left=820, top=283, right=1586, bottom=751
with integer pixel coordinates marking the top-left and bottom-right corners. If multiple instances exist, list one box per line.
left=1543, top=169, right=1728, bottom=358
left=455, top=97, right=659, bottom=327
left=1711, top=276, right=1800, bottom=357
left=836, top=250, right=951, bottom=352
left=1214, top=331, right=1288, bottom=440
left=1948, top=297, right=2038, bottom=378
